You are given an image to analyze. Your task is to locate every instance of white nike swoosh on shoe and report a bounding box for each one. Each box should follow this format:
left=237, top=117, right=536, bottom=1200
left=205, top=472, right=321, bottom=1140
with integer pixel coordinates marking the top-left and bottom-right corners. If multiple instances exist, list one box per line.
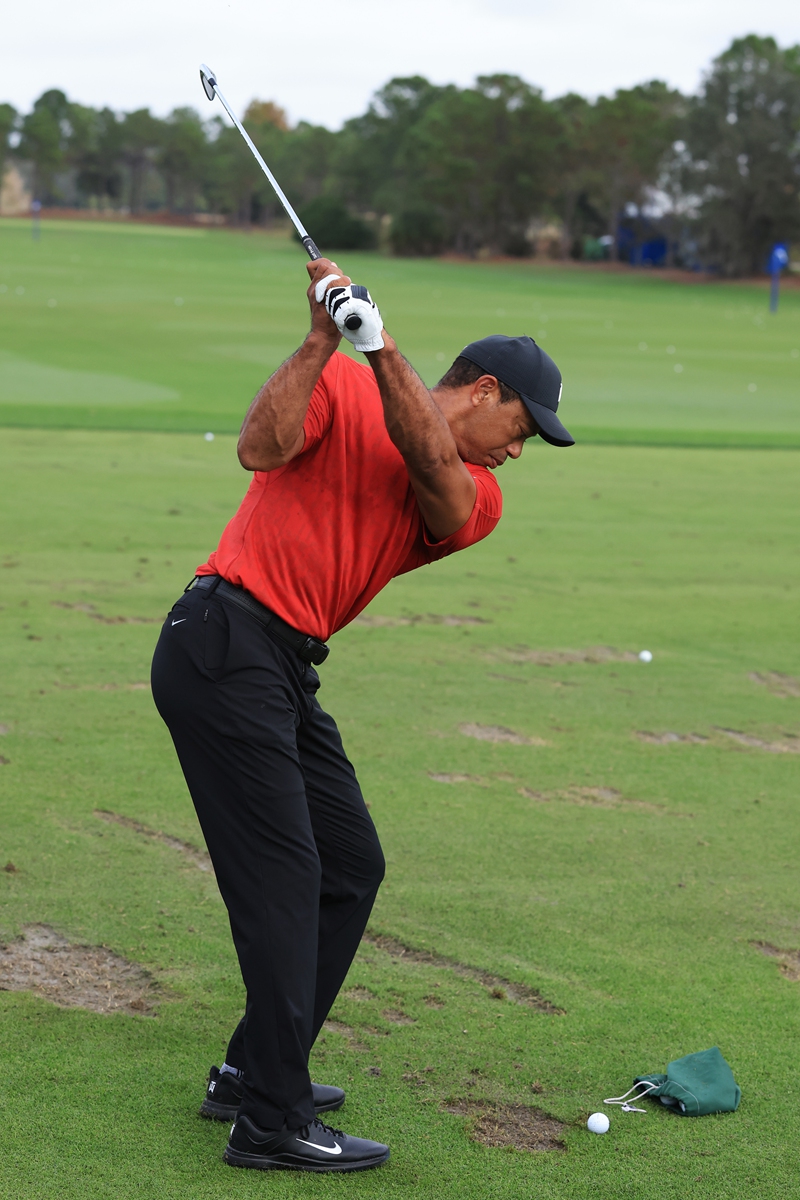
left=296, top=1139, right=342, bottom=1155
left=171, top=618, right=187, bottom=625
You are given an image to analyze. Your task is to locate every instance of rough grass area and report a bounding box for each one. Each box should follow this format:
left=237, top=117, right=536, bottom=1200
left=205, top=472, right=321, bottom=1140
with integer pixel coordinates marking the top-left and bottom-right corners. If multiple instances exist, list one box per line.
left=1, top=217, right=799, bottom=445
left=1, top=426, right=799, bottom=1197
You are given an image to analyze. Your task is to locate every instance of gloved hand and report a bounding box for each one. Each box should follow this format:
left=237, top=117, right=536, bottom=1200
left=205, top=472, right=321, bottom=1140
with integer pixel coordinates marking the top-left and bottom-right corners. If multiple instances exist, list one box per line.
left=314, top=273, right=384, bottom=352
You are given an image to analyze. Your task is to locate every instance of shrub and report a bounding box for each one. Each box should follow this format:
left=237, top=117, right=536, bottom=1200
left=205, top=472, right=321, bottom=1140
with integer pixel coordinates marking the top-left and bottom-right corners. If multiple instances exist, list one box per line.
left=503, top=231, right=532, bottom=258
left=294, top=196, right=375, bottom=251
left=390, top=204, right=447, bottom=256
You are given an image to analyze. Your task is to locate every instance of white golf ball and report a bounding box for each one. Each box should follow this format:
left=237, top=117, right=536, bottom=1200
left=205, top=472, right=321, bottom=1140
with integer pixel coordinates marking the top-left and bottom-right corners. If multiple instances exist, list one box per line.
left=204, top=432, right=215, bottom=442
left=638, top=650, right=653, bottom=663
left=587, top=1112, right=610, bottom=1134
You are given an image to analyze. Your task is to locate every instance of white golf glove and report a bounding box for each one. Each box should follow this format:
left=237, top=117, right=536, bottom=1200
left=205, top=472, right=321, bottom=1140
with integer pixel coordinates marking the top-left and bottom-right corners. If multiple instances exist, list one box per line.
left=314, top=273, right=384, bottom=352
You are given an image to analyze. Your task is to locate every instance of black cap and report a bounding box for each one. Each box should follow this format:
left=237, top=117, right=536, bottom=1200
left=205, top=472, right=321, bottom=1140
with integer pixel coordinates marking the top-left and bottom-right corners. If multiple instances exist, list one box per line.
left=459, top=335, right=574, bottom=447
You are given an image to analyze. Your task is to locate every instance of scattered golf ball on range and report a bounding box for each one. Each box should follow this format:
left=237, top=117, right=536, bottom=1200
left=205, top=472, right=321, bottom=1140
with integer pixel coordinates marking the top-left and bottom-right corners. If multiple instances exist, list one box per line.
left=587, top=1112, right=610, bottom=1134
left=204, top=432, right=215, bottom=442
left=638, top=649, right=653, bottom=663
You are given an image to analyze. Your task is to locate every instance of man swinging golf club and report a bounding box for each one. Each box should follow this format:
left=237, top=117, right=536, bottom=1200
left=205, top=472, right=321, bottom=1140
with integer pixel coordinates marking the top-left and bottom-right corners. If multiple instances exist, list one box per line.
left=151, top=257, right=573, bottom=1173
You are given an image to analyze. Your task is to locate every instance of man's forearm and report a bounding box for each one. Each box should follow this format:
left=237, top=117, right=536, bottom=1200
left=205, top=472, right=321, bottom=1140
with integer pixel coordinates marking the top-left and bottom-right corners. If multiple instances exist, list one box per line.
left=237, top=333, right=337, bottom=471
left=366, top=341, right=458, bottom=473
left=365, top=339, right=476, bottom=539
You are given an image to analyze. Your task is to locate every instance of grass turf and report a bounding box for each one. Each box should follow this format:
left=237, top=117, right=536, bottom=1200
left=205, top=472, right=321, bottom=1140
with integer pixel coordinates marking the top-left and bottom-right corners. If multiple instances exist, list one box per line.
left=1, top=217, right=799, bottom=445
left=1, top=428, right=799, bottom=1198
left=1, top=219, right=799, bottom=1196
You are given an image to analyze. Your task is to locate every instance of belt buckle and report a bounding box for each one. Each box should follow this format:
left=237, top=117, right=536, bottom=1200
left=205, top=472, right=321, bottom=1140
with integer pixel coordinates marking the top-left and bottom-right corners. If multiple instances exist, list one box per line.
left=299, top=637, right=329, bottom=666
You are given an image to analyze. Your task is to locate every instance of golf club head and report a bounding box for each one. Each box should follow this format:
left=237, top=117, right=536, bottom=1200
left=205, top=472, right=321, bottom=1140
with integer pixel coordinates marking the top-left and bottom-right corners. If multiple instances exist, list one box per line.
left=199, top=64, right=217, bottom=102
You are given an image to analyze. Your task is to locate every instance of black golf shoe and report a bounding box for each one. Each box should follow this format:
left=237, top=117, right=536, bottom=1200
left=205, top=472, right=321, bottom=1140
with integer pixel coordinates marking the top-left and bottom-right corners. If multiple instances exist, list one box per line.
left=224, top=1112, right=389, bottom=1172
left=200, top=1066, right=345, bottom=1121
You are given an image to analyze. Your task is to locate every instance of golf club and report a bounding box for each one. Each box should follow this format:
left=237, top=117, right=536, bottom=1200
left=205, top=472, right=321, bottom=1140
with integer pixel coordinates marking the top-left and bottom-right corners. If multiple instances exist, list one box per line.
left=199, top=64, right=321, bottom=262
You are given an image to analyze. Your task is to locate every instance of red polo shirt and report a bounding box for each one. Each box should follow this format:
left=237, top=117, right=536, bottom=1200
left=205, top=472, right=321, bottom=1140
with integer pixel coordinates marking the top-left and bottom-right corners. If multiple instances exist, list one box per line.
left=198, top=352, right=502, bottom=641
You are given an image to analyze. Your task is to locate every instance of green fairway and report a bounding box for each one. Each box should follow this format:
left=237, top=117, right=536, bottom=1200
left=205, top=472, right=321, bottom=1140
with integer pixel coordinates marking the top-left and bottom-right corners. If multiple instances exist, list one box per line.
left=1, top=425, right=799, bottom=1198
left=1, top=217, right=799, bottom=446
left=1, top=219, right=799, bottom=1197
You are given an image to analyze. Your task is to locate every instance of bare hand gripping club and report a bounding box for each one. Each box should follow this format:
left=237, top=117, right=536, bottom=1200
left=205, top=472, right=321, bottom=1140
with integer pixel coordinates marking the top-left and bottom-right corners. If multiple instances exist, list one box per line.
left=199, top=64, right=321, bottom=261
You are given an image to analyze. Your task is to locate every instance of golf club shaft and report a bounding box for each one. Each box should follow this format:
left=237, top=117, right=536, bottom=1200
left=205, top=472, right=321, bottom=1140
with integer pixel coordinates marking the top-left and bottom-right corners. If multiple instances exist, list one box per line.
left=210, top=81, right=321, bottom=260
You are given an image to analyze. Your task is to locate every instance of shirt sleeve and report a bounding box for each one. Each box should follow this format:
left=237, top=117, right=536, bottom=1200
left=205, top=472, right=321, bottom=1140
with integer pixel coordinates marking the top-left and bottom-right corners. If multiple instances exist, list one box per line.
left=300, top=354, right=339, bottom=453
left=421, top=464, right=502, bottom=559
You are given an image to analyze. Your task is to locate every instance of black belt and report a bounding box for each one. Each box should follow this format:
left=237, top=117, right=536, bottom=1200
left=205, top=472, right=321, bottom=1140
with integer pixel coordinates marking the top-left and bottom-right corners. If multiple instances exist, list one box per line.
left=188, top=575, right=330, bottom=665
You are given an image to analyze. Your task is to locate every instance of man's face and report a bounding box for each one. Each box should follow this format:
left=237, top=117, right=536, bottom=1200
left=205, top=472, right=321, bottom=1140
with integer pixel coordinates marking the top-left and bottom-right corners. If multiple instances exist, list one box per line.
left=450, top=382, right=538, bottom=470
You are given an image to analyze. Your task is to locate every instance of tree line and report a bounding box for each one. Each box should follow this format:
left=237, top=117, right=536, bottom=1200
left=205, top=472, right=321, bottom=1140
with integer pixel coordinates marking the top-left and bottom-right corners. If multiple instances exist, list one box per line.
left=1, top=35, right=799, bottom=275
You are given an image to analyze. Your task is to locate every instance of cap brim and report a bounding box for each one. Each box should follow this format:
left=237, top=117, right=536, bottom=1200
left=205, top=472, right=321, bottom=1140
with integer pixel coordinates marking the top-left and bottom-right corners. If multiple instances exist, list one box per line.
left=521, top=396, right=575, bottom=447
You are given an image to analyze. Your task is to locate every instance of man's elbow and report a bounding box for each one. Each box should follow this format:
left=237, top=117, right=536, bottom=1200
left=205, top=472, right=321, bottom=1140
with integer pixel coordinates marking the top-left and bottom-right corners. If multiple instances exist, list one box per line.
left=237, top=430, right=302, bottom=472
left=237, top=437, right=282, bottom=472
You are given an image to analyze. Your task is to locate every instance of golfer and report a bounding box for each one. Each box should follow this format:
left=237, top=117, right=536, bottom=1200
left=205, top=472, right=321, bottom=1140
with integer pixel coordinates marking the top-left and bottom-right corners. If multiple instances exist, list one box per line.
left=151, top=257, right=573, bottom=1173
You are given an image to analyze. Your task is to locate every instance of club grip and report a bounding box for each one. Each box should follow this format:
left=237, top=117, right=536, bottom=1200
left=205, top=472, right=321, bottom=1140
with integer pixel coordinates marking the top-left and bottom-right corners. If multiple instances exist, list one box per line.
left=301, top=236, right=322, bottom=261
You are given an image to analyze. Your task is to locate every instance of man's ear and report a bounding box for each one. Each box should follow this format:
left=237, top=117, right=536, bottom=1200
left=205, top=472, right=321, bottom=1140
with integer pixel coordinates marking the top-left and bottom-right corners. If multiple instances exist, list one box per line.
left=470, top=374, right=500, bottom=407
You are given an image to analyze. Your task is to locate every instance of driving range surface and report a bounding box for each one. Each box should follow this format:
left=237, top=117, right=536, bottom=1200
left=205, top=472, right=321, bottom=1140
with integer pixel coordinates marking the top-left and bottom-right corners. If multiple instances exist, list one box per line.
left=0, top=220, right=799, bottom=1198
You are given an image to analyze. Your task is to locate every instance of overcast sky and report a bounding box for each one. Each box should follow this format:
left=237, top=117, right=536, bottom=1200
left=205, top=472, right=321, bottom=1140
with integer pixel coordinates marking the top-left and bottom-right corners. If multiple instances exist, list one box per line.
left=4, top=0, right=799, bottom=127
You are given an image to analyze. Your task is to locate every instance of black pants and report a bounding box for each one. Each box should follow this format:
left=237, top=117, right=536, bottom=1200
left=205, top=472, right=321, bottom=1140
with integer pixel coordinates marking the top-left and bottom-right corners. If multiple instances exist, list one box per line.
left=150, top=584, right=385, bottom=1130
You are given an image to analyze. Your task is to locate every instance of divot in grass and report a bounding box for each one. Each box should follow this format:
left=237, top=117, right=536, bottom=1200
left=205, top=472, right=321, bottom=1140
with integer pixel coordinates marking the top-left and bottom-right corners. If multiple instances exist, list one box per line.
left=94, top=810, right=213, bottom=871
left=488, top=645, right=638, bottom=666
left=637, top=727, right=800, bottom=753
left=459, top=723, right=547, bottom=746
left=749, top=671, right=800, bottom=698
left=0, top=925, right=158, bottom=1015
left=429, top=772, right=486, bottom=785
left=52, top=600, right=159, bottom=625
left=636, top=730, right=709, bottom=745
left=382, top=1008, right=416, bottom=1024
left=717, top=728, right=800, bottom=754
left=342, top=986, right=375, bottom=1001
left=559, top=785, right=663, bottom=812
left=444, top=1099, right=567, bottom=1153
left=362, top=932, right=563, bottom=1014
left=321, top=1019, right=369, bottom=1052
left=53, top=680, right=150, bottom=692
left=354, top=613, right=491, bottom=627
left=518, top=784, right=670, bottom=814
left=754, top=942, right=800, bottom=981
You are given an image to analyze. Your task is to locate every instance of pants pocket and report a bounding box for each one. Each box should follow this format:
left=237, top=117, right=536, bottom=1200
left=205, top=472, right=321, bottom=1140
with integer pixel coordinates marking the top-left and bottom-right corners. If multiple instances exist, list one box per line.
left=203, top=600, right=230, bottom=674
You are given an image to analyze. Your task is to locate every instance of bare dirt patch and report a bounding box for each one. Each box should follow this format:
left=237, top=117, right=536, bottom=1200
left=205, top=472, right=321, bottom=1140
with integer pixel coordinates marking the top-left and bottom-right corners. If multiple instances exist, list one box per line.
left=342, top=986, right=375, bottom=1001
left=429, top=772, right=486, bottom=785
left=354, top=613, right=491, bottom=627
left=488, top=646, right=638, bottom=667
left=636, top=731, right=709, bottom=745
left=518, top=784, right=668, bottom=814
left=754, top=942, right=800, bottom=981
left=716, top=728, right=800, bottom=754
left=382, top=1008, right=416, bottom=1025
left=518, top=787, right=549, bottom=801
left=52, top=600, right=159, bottom=625
left=0, top=925, right=158, bottom=1014
left=94, top=810, right=212, bottom=871
left=444, top=1099, right=567, bottom=1152
left=0, top=724, right=10, bottom=734
left=362, top=932, right=563, bottom=1014
left=749, top=671, right=800, bottom=699
left=567, top=786, right=667, bottom=812
left=459, top=723, right=547, bottom=746
left=321, top=1020, right=369, bottom=1051
left=53, top=680, right=150, bottom=692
